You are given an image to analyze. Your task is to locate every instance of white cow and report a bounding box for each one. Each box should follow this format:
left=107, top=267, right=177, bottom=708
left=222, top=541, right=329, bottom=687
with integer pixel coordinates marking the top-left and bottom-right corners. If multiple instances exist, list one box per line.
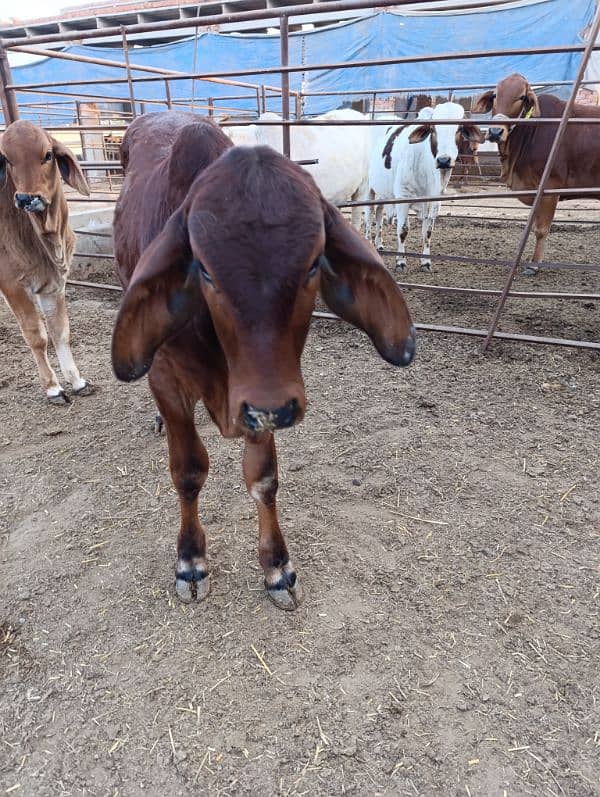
left=368, top=102, right=482, bottom=270
left=225, top=109, right=371, bottom=230
left=367, top=107, right=434, bottom=249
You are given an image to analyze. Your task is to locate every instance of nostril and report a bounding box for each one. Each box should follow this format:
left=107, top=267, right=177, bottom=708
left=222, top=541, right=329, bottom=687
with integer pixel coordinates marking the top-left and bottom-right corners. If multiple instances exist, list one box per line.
left=241, top=398, right=300, bottom=432
left=436, top=157, right=452, bottom=169
left=14, top=193, right=30, bottom=209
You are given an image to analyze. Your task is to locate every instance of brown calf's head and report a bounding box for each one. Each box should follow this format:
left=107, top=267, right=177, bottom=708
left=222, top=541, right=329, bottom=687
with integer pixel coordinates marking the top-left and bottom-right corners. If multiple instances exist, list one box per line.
left=112, top=146, right=415, bottom=436
left=0, top=120, right=89, bottom=221
left=474, top=74, right=540, bottom=144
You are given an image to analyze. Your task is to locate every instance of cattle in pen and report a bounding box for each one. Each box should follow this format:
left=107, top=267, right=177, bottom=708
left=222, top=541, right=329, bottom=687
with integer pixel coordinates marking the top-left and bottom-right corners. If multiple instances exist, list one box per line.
left=225, top=109, right=371, bottom=231
left=368, top=102, right=483, bottom=270
left=112, top=111, right=415, bottom=611
left=0, top=121, right=93, bottom=403
left=474, top=73, right=600, bottom=275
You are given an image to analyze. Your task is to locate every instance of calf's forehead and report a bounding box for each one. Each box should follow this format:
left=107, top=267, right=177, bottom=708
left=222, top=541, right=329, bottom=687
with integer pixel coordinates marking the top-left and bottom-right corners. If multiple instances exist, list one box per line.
left=496, top=74, right=528, bottom=100
left=2, top=121, right=51, bottom=158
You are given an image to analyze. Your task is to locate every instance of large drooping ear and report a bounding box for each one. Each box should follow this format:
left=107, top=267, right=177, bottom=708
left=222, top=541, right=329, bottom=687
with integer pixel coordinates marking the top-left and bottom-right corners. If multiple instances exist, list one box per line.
left=51, top=137, right=90, bottom=196
left=112, top=208, right=201, bottom=382
left=524, top=86, right=540, bottom=117
left=473, top=90, right=495, bottom=114
left=408, top=124, right=433, bottom=144
left=320, top=201, right=415, bottom=367
left=459, top=123, right=485, bottom=143
left=0, top=151, right=6, bottom=189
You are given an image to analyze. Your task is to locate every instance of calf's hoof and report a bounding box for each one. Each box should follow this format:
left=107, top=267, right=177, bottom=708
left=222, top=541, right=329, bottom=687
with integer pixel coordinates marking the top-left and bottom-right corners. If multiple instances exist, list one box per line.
left=523, top=264, right=539, bottom=277
left=72, top=381, right=96, bottom=397
left=265, top=567, right=303, bottom=611
left=153, top=413, right=165, bottom=436
left=420, top=261, right=432, bottom=272
left=175, top=564, right=210, bottom=603
left=48, top=389, right=71, bottom=406
left=376, top=242, right=384, bottom=252
left=394, top=260, right=407, bottom=273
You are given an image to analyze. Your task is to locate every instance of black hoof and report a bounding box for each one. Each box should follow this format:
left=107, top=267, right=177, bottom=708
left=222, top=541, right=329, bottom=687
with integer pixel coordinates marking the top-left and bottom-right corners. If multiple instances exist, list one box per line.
left=153, top=414, right=165, bottom=436
left=395, top=262, right=407, bottom=273
left=265, top=569, right=303, bottom=611
left=48, top=390, right=70, bottom=406
left=523, top=265, right=539, bottom=277
left=420, top=262, right=432, bottom=273
left=72, top=381, right=96, bottom=397
left=175, top=566, right=210, bottom=603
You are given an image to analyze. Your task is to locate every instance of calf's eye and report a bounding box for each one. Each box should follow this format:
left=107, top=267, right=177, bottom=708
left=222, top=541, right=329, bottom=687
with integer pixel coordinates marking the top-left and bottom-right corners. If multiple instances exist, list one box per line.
left=43, top=151, right=53, bottom=163
left=308, top=255, right=325, bottom=279
left=198, top=261, right=213, bottom=284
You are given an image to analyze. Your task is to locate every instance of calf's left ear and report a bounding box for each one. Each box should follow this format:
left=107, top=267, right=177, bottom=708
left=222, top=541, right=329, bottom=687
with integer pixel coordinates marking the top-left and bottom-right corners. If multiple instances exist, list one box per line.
left=320, top=201, right=415, bottom=367
left=51, top=137, right=90, bottom=196
left=408, top=124, right=433, bottom=144
left=112, top=208, right=201, bottom=382
left=525, top=87, right=540, bottom=117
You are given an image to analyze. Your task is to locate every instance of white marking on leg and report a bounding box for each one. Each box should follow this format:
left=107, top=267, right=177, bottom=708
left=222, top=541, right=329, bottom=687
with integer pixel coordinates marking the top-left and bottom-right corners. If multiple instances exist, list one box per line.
left=37, top=293, right=86, bottom=390
left=250, top=475, right=276, bottom=504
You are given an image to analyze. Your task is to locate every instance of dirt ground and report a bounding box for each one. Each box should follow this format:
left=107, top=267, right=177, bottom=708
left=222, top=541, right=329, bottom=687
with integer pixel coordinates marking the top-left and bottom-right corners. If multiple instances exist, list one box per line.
left=1, top=214, right=599, bottom=797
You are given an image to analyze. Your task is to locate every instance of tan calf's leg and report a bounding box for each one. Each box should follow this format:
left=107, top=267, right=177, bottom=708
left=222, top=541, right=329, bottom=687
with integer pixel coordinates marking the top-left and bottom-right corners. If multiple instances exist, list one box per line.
left=1, top=283, right=65, bottom=402
left=149, top=362, right=210, bottom=603
left=36, top=292, right=90, bottom=394
left=525, top=195, right=559, bottom=276
left=243, top=433, right=303, bottom=610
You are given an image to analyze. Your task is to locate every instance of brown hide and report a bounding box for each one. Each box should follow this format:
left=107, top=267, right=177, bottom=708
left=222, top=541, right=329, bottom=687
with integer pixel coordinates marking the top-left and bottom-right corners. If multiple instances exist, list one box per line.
left=474, top=74, right=600, bottom=197
left=111, top=112, right=415, bottom=609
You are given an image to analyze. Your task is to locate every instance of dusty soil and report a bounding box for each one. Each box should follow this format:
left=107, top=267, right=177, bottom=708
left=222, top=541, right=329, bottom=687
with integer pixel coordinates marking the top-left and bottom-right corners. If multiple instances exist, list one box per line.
left=1, top=215, right=599, bottom=797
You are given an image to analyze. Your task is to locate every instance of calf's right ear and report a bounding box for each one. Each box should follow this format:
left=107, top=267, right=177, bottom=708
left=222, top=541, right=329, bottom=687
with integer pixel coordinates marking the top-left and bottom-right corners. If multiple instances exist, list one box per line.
left=112, top=209, right=202, bottom=382
left=473, top=91, right=495, bottom=114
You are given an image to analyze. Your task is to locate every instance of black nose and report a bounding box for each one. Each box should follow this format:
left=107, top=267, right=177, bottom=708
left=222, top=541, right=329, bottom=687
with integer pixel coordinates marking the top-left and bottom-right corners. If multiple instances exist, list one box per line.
left=14, top=193, right=47, bottom=212
left=436, top=156, right=452, bottom=169
left=488, top=127, right=503, bottom=143
left=241, top=398, right=300, bottom=432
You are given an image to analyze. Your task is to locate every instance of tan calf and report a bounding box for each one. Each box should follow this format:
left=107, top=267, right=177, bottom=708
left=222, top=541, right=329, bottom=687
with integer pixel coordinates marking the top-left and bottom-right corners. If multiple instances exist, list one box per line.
left=0, top=120, right=92, bottom=403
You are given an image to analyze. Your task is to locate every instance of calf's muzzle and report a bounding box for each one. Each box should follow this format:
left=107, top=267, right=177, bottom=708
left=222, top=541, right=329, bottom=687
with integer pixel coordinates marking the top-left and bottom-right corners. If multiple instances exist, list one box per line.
left=14, top=192, right=48, bottom=213
left=436, top=156, right=452, bottom=170
left=487, top=127, right=504, bottom=143
left=241, top=398, right=301, bottom=433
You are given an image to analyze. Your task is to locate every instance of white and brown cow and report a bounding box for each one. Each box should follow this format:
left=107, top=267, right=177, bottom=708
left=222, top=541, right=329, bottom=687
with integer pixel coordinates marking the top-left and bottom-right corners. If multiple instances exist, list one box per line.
left=0, top=120, right=92, bottom=403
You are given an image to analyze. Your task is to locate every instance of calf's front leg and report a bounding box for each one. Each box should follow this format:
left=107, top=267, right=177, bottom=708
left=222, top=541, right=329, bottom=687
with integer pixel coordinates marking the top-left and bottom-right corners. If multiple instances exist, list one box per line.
left=37, top=291, right=91, bottom=395
left=525, top=195, right=559, bottom=276
left=243, top=433, right=303, bottom=611
left=1, top=282, right=65, bottom=403
left=150, top=367, right=210, bottom=603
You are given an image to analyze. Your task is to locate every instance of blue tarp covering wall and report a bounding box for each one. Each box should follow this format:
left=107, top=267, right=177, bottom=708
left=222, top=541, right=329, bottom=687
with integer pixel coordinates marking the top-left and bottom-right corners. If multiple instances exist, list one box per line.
left=5, top=0, right=594, bottom=124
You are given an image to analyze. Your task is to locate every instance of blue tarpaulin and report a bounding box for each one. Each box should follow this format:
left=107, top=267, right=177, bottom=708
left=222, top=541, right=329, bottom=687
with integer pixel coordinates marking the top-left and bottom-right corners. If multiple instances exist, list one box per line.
left=4, top=0, right=594, bottom=125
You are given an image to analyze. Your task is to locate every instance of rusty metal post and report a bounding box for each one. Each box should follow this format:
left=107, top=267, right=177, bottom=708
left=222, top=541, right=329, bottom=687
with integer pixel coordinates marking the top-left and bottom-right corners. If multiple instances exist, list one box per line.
left=0, top=46, right=19, bottom=123
left=256, top=86, right=261, bottom=116
left=261, top=84, right=267, bottom=114
left=295, top=91, right=302, bottom=120
left=164, top=79, right=173, bottom=109
left=279, top=15, right=291, bottom=158
left=121, top=27, right=137, bottom=119
left=208, top=97, right=214, bottom=117
left=482, top=5, right=600, bottom=351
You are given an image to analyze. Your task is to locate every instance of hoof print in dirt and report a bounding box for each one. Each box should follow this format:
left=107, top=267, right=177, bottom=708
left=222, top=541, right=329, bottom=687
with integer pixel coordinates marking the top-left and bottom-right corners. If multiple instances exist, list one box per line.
left=48, top=390, right=71, bottom=406
left=265, top=570, right=303, bottom=611
left=175, top=567, right=210, bottom=603
left=72, top=381, right=96, bottom=397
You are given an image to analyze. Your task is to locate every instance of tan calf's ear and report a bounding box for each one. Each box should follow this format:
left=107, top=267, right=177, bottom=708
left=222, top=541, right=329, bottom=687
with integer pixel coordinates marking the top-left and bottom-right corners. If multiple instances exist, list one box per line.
left=525, top=87, right=540, bottom=117
left=112, top=209, right=202, bottom=382
left=320, top=201, right=415, bottom=367
left=472, top=90, right=495, bottom=114
left=51, top=137, right=90, bottom=196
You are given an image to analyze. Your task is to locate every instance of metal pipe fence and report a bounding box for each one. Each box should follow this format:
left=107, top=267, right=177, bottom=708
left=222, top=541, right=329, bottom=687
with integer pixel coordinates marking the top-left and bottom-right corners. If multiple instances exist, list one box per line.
left=0, top=0, right=598, bottom=351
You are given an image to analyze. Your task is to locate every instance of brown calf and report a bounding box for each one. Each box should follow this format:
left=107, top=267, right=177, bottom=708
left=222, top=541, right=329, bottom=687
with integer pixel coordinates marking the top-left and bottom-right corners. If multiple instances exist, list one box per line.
left=0, top=121, right=92, bottom=402
left=112, top=111, right=415, bottom=610
left=474, top=73, right=600, bottom=275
